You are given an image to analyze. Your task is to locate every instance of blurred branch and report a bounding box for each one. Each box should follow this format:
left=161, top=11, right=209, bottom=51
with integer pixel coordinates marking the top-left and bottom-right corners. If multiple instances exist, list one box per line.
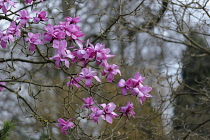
left=142, top=0, right=169, bottom=30
left=0, top=58, right=52, bottom=64
left=0, top=15, right=13, bottom=22
left=92, top=0, right=145, bottom=44
left=183, top=119, right=210, bottom=140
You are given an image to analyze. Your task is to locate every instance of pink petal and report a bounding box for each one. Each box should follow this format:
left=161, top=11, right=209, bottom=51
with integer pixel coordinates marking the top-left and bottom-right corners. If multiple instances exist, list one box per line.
left=107, top=73, right=114, bottom=82
left=107, top=102, right=116, bottom=112
left=93, top=76, right=101, bottom=82
left=64, top=59, right=69, bottom=68
left=29, top=44, right=36, bottom=52
left=1, top=41, right=7, bottom=49
left=55, top=60, right=60, bottom=68
left=121, top=88, right=127, bottom=95
left=118, top=79, right=125, bottom=87
left=105, top=115, right=113, bottom=124
left=85, top=78, right=92, bottom=87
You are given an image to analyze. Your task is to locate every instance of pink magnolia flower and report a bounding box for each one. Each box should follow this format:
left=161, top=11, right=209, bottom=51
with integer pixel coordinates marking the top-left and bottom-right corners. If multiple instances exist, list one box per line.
left=0, top=81, right=6, bottom=92
left=89, top=106, right=104, bottom=123
left=118, top=72, right=146, bottom=95
left=94, top=43, right=115, bottom=64
left=0, top=30, right=14, bottom=49
left=118, top=72, right=152, bottom=104
left=118, top=101, right=135, bottom=118
left=64, top=16, right=82, bottom=24
left=6, top=21, right=21, bottom=38
left=73, top=40, right=95, bottom=66
left=78, top=67, right=101, bottom=87
left=102, top=62, right=121, bottom=82
left=100, top=102, right=118, bottom=124
left=16, top=10, right=32, bottom=26
left=43, top=24, right=54, bottom=42
left=118, top=79, right=132, bottom=95
left=0, top=0, right=15, bottom=14
left=82, top=97, right=94, bottom=109
left=54, top=19, right=84, bottom=41
left=50, top=40, right=75, bottom=68
left=25, top=32, right=43, bottom=51
left=33, top=11, right=48, bottom=23
left=67, top=77, right=81, bottom=88
left=136, top=85, right=152, bottom=104
left=56, top=118, right=75, bottom=134
left=61, top=23, right=84, bottom=40
left=53, top=29, right=66, bottom=40
left=131, top=72, right=145, bottom=85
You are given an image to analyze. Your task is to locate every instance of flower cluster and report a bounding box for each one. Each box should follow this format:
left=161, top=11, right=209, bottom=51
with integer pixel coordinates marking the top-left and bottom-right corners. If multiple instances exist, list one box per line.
left=82, top=97, right=126, bottom=123
left=0, top=1, right=153, bottom=135
left=0, top=21, right=21, bottom=49
left=0, top=9, right=47, bottom=49
left=50, top=40, right=75, bottom=68
left=43, top=16, right=83, bottom=43
left=64, top=40, right=121, bottom=86
left=57, top=98, right=136, bottom=133
left=118, top=72, right=152, bottom=104
left=72, top=40, right=115, bottom=66
left=83, top=97, right=135, bottom=123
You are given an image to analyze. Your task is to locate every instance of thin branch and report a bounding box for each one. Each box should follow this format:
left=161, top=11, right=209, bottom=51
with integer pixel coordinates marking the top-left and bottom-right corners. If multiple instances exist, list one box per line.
left=92, top=0, right=145, bottom=44
left=183, top=119, right=210, bottom=140
left=0, top=58, right=52, bottom=64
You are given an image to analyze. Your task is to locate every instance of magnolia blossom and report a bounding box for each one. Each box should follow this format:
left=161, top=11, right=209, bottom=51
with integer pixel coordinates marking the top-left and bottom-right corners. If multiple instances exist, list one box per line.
left=89, top=106, right=104, bottom=123
left=0, top=30, right=14, bottom=49
left=33, top=11, right=48, bottom=23
left=94, top=43, right=115, bottom=64
left=118, top=79, right=131, bottom=95
left=73, top=40, right=95, bottom=66
left=67, top=77, right=80, bottom=88
left=74, top=40, right=90, bottom=59
left=64, top=16, right=82, bottom=24
left=102, top=62, right=121, bottom=82
left=118, top=72, right=152, bottom=104
left=50, top=40, right=75, bottom=68
left=43, top=24, right=54, bottom=42
left=25, top=32, right=43, bottom=51
left=82, top=97, right=94, bottom=109
left=100, top=102, right=118, bottom=124
left=73, top=40, right=116, bottom=67
left=136, top=85, right=152, bottom=104
left=64, top=24, right=84, bottom=40
left=78, top=67, right=101, bottom=87
left=6, top=21, right=21, bottom=39
left=0, top=0, right=15, bottom=14
left=56, top=118, right=74, bottom=134
left=16, top=10, right=31, bottom=26
left=118, top=101, right=135, bottom=118
left=43, top=24, right=67, bottom=42
left=43, top=17, right=84, bottom=43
